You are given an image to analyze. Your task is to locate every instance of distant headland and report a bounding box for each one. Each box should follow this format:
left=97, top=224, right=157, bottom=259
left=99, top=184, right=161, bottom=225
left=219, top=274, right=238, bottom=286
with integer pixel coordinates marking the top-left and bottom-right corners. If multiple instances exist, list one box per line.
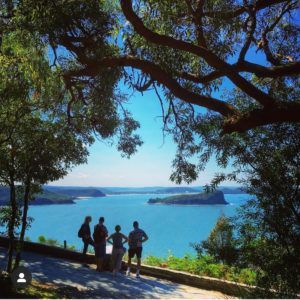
left=101, top=186, right=245, bottom=195
left=148, top=191, right=228, bottom=205
left=0, top=187, right=105, bottom=206
left=0, top=186, right=243, bottom=206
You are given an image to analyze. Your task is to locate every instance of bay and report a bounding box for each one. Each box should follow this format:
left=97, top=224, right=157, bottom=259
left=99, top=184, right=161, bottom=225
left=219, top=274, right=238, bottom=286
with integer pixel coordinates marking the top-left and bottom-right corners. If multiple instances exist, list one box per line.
left=25, top=193, right=250, bottom=257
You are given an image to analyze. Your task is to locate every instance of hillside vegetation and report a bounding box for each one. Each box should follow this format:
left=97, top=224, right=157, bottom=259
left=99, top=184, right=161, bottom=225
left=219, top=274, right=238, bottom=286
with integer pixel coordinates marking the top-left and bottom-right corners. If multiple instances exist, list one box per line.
left=0, top=187, right=106, bottom=206
left=148, top=191, right=228, bottom=205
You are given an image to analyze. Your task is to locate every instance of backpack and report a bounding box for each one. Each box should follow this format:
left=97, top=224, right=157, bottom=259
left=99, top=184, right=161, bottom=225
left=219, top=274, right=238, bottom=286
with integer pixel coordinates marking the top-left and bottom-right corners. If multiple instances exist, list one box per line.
left=93, top=224, right=107, bottom=243
left=78, top=225, right=84, bottom=238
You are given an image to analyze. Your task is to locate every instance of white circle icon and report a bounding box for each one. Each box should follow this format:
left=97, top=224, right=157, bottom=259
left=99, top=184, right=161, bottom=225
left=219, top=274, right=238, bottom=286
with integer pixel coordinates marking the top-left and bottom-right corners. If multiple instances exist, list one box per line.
left=11, top=266, right=32, bottom=287
left=17, top=272, right=26, bottom=283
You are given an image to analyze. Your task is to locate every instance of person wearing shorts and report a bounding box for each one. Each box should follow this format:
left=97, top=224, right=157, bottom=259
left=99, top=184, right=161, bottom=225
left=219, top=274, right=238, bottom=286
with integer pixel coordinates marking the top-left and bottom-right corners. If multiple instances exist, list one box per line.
left=93, top=217, right=108, bottom=271
left=127, top=221, right=148, bottom=278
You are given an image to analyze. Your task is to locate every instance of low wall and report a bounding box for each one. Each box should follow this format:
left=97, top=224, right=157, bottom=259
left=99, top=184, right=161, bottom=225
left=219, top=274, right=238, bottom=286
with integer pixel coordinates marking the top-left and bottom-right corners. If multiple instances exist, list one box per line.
left=0, top=236, right=110, bottom=269
left=0, top=236, right=254, bottom=297
left=131, top=264, right=254, bottom=297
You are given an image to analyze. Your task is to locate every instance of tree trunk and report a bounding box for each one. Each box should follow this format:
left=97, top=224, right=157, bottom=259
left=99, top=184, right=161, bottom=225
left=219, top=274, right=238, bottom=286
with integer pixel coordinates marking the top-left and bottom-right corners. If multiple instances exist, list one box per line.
left=6, top=181, right=16, bottom=273
left=14, top=181, right=31, bottom=269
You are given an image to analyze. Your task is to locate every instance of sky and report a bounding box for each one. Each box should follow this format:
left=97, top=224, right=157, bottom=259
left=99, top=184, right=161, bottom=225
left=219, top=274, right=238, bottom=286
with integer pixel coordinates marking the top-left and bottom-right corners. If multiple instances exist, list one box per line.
left=49, top=9, right=294, bottom=188
left=51, top=84, right=234, bottom=187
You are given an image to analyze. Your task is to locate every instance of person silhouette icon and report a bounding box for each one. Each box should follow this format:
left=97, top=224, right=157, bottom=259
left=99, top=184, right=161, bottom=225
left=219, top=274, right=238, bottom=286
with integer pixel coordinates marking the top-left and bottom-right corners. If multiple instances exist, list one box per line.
left=11, top=266, right=31, bottom=288
left=17, top=272, right=26, bottom=283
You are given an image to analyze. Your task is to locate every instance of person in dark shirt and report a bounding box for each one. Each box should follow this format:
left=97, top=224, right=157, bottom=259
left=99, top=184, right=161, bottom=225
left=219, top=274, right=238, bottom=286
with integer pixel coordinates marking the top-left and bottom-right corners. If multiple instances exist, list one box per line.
left=79, top=216, right=94, bottom=255
left=93, top=216, right=108, bottom=271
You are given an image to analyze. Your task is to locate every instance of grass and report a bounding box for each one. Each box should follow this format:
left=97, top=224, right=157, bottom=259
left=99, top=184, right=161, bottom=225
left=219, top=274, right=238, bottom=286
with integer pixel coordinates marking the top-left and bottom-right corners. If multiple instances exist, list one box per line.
left=0, top=272, right=60, bottom=299
left=143, top=253, right=257, bottom=285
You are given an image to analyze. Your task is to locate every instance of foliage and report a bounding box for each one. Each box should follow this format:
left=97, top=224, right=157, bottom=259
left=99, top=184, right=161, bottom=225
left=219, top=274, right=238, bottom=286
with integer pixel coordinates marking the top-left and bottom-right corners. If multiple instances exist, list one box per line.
left=143, top=253, right=256, bottom=285
left=38, top=235, right=61, bottom=247
left=0, top=2, right=141, bottom=273
left=1, top=0, right=143, bottom=156
left=0, top=0, right=299, bottom=295
left=193, top=215, right=238, bottom=265
left=185, top=113, right=299, bottom=296
left=37, top=235, right=77, bottom=251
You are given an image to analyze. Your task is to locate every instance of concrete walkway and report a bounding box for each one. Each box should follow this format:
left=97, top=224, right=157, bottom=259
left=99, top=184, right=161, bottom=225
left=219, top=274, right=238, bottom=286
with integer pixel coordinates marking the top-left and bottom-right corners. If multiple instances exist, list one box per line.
left=0, top=247, right=230, bottom=298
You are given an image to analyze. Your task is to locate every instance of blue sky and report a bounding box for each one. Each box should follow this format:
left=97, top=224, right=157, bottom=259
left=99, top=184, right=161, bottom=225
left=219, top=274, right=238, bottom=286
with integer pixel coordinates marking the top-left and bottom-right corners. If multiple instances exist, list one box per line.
left=52, top=83, right=232, bottom=187
left=50, top=10, right=296, bottom=187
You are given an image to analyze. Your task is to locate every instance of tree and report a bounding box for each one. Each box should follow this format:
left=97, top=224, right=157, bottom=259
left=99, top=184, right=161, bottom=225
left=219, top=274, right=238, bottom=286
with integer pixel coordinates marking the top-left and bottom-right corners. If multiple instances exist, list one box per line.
left=231, top=123, right=300, bottom=296
left=1, top=0, right=299, bottom=182
left=10, top=0, right=298, bottom=133
left=0, top=25, right=141, bottom=272
left=1, top=2, right=299, bottom=293
left=194, top=214, right=238, bottom=265
left=0, top=97, right=90, bottom=272
left=192, top=116, right=300, bottom=295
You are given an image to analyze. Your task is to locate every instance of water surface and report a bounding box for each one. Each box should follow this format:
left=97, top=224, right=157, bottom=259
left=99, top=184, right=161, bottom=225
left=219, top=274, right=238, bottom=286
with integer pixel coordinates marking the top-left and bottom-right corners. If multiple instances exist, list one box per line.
left=25, top=193, right=250, bottom=257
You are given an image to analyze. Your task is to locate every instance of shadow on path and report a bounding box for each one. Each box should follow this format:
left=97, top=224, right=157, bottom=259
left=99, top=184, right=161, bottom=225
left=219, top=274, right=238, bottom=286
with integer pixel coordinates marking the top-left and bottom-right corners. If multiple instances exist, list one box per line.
left=0, top=247, right=228, bottom=298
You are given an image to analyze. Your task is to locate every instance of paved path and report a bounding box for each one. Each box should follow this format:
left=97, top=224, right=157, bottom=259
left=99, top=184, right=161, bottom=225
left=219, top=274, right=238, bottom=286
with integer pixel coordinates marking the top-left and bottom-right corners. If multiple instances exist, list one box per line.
left=0, top=247, right=230, bottom=298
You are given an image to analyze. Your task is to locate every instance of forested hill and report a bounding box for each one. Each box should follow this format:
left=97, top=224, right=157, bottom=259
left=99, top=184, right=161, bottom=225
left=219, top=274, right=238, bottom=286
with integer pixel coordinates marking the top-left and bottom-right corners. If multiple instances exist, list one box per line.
left=44, top=187, right=106, bottom=197
left=0, top=187, right=106, bottom=206
left=148, top=191, right=228, bottom=205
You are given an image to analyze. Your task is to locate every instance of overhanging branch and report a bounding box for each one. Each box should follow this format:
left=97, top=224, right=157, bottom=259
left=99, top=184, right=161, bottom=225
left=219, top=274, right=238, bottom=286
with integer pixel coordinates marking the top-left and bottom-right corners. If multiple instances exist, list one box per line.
left=179, top=61, right=300, bottom=84
left=203, top=0, right=289, bottom=19
left=64, top=54, right=300, bottom=134
left=64, top=55, right=237, bottom=116
left=120, top=0, right=277, bottom=107
left=222, top=102, right=300, bottom=133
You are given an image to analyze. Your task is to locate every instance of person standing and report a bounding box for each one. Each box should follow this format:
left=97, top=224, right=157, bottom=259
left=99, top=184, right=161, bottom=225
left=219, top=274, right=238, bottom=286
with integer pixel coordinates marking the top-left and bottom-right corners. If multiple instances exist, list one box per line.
left=127, top=221, right=148, bottom=278
left=78, top=216, right=94, bottom=256
left=107, top=225, right=128, bottom=276
left=93, top=217, right=108, bottom=271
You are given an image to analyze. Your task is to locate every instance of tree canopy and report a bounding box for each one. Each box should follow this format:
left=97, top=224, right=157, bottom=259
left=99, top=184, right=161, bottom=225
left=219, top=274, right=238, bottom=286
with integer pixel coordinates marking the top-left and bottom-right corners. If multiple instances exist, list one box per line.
left=2, top=0, right=299, bottom=134
left=0, top=1, right=299, bottom=294
left=1, top=0, right=299, bottom=182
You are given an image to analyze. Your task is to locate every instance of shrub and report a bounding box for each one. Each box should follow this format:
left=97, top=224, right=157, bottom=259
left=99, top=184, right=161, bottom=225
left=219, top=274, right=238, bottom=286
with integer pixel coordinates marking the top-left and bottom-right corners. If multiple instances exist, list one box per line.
left=193, top=215, right=239, bottom=265
left=143, top=254, right=257, bottom=285
left=144, top=255, right=164, bottom=267
left=46, top=239, right=59, bottom=247
left=37, top=235, right=46, bottom=243
left=37, top=236, right=60, bottom=247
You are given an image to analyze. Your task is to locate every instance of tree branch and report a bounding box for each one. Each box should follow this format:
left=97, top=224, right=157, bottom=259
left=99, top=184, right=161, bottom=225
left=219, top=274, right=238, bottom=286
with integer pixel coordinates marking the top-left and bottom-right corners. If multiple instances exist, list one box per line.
left=222, top=102, right=300, bottom=133
left=237, top=61, right=300, bottom=78
left=64, top=55, right=237, bottom=117
left=179, top=61, right=300, bottom=84
left=238, top=8, right=256, bottom=62
left=179, top=70, right=222, bottom=84
left=185, top=0, right=207, bottom=47
left=202, top=0, right=289, bottom=19
left=64, top=55, right=300, bottom=134
left=258, top=1, right=296, bottom=66
left=120, top=0, right=277, bottom=107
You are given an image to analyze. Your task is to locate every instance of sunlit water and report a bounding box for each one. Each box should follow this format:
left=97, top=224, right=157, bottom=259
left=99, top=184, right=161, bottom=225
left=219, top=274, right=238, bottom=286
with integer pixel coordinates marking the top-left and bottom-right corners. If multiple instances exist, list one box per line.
left=22, top=193, right=250, bottom=257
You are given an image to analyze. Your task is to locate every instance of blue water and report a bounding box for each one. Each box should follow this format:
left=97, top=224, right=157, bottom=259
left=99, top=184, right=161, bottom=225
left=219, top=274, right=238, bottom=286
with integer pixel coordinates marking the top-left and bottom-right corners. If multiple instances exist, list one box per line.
left=24, top=194, right=250, bottom=257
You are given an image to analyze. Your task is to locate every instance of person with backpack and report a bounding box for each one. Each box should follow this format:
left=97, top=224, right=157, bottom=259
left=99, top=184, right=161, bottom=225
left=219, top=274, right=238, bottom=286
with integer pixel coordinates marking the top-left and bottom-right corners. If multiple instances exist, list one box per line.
left=107, top=225, right=128, bottom=276
left=93, top=216, right=108, bottom=271
left=78, top=216, right=94, bottom=256
left=127, top=221, right=148, bottom=278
